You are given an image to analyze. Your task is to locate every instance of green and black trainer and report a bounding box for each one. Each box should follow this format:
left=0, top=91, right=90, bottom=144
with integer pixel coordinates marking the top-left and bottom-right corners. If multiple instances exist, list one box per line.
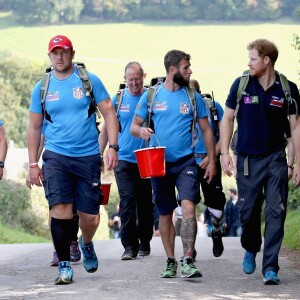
left=160, top=258, right=178, bottom=278
left=181, top=258, right=202, bottom=278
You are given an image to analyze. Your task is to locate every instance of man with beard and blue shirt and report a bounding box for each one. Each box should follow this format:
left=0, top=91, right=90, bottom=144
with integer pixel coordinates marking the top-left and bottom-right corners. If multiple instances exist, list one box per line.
left=131, top=50, right=216, bottom=279
left=100, top=62, right=153, bottom=260
left=190, top=79, right=226, bottom=258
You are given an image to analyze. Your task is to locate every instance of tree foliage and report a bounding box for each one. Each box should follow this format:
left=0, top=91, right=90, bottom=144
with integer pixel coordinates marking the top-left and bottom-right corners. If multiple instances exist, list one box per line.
left=3, top=0, right=300, bottom=24
left=11, top=0, right=83, bottom=25
left=0, top=51, right=46, bottom=147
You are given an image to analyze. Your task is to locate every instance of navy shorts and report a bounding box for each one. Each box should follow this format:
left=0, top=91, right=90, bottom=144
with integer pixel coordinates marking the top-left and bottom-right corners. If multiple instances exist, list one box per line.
left=151, top=155, right=200, bottom=215
left=42, top=150, right=103, bottom=215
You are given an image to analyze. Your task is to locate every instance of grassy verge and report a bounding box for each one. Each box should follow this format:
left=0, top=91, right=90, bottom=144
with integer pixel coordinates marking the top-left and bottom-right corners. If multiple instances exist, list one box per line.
left=0, top=222, right=50, bottom=244
left=0, top=19, right=298, bottom=102
left=283, top=210, right=300, bottom=250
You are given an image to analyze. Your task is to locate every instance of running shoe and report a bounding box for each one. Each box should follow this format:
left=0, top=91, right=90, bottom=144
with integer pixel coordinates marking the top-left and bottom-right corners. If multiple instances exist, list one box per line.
left=70, top=240, right=81, bottom=262
left=242, top=251, right=256, bottom=274
left=138, top=243, right=151, bottom=256
left=79, top=236, right=98, bottom=273
left=181, top=258, right=202, bottom=278
left=121, top=249, right=138, bottom=260
left=263, top=271, right=280, bottom=285
left=160, top=258, right=178, bottom=278
left=50, top=251, right=59, bottom=267
left=211, top=229, right=224, bottom=257
left=55, top=261, right=74, bottom=285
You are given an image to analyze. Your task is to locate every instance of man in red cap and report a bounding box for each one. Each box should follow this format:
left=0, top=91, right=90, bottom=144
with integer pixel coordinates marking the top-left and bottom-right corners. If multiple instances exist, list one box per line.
left=27, top=34, right=119, bottom=285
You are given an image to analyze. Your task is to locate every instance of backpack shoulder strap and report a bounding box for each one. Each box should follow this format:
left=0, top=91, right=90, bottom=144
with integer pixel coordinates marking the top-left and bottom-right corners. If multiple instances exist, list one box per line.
left=146, top=86, right=156, bottom=128
left=202, top=93, right=219, bottom=136
left=75, top=62, right=92, bottom=95
left=115, top=89, right=124, bottom=115
left=234, top=70, right=250, bottom=118
left=276, top=71, right=298, bottom=119
left=277, top=71, right=291, bottom=98
left=40, top=67, right=53, bottom=122
left=74, top=62, right=101, bottom=121
left=186, top=86, right=199, bottom=148
left=40, top=70, right=51, bottom=105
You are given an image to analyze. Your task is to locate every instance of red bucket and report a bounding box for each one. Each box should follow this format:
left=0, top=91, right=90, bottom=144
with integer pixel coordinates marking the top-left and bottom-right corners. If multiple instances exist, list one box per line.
left=100, top=182, right=112, bottom=205
left=134, top=147, right=166, bottom=179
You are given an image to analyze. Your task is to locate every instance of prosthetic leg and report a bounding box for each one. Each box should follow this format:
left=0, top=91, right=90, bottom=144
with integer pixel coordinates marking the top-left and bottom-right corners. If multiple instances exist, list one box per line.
left=210, top=212, right=224, bottom=257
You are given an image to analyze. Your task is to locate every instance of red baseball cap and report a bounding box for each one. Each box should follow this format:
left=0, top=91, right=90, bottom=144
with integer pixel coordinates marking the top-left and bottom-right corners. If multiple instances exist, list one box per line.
left=48, top=35, right=73, bottom=52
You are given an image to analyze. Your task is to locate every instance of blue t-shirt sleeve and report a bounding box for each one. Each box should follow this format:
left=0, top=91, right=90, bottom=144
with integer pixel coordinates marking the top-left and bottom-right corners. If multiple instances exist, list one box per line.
left=196, top=94, right=208, bottom=119
left=225, top=77, right=240, bottom=110
left=41, top=122, right=46, bottom=134
left=0, top=119, right=3, bottom=126
left=134, top=91, right=149, bottom=121
left=111, top=94, right=117, bottom=112
left=30, top=80, right=43, bottom=114
left=215, top=101, right=224, bottom=121
left=89, top=72, right=110, bottom=104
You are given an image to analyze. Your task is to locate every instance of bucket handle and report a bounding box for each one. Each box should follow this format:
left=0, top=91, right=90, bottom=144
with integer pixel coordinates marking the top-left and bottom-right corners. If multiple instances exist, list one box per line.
left=140, top=134, right=160, bottom=149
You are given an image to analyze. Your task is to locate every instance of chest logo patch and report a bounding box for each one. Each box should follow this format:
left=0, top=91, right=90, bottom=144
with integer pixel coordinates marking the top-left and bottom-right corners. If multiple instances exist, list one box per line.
left=119, top=104, right=130, bottom=112
left=180, top=102, right=190, bottom=114
left=270, top=96, right=284, bottom=108
left=153, top=101, right=167, bottom=111
left=243, top=95, right=259, bottom=104
left=46, top=91, right=59, bottom=102
left=73, top=87, right=84, bottom=99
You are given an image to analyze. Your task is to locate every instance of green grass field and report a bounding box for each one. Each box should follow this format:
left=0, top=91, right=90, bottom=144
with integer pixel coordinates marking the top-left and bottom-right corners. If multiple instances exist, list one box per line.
left=0, top=13, right=299, bottom=103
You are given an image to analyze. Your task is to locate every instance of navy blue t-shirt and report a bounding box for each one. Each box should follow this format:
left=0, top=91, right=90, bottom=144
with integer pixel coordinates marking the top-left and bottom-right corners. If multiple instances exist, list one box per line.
left=226, top=73, right=300, bottom=155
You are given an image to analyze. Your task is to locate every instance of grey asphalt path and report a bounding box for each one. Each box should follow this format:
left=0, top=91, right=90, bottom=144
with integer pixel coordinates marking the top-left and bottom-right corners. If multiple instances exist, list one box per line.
left=0, top=237, right=299, bottom=300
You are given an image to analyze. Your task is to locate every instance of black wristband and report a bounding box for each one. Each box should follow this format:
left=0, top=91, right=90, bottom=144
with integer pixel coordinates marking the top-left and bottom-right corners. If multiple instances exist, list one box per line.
left=109, top=145, right=119, bottom=152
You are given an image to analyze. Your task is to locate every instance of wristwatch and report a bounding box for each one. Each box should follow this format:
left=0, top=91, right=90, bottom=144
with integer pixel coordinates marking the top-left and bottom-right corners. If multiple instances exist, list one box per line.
left=0, top=161, right=4, bottom=168
left=109, top=144, right=119, bottom=152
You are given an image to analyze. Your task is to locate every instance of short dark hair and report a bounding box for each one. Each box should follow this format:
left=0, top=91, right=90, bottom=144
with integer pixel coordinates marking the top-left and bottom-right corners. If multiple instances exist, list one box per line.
left=164, top=50, right=191, bottom=73
left=229, top=188, right=237, bottom=195
left=247, top=39, right=278, bottom=65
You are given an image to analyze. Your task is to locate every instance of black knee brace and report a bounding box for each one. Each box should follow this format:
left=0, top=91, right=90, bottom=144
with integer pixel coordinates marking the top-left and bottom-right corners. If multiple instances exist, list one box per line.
left=210, top=213, right=223, bottom=232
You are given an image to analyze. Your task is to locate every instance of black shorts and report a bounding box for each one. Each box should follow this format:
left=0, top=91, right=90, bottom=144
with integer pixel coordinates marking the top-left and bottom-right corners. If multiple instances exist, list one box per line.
left=197, top=158, right=226, bottom=210
left=151, top=155, right=200, bottom=215
left=42, top=150, right=103, bottom=215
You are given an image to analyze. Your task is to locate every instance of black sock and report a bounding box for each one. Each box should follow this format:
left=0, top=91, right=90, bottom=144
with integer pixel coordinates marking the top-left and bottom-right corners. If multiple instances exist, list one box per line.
left=70, top=214, right=79, bottom=242
left=51, top=217, right=74, bottom=262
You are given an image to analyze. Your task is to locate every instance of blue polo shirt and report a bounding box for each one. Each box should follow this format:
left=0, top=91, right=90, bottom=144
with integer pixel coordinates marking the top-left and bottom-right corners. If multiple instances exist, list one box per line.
left=112, top=88, right=146, bottom=163
left=194, top=100, right=224, bottom=164
left=226, top=73, right=300, bottom=155
left=134, top=84, right=207, bottom=162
